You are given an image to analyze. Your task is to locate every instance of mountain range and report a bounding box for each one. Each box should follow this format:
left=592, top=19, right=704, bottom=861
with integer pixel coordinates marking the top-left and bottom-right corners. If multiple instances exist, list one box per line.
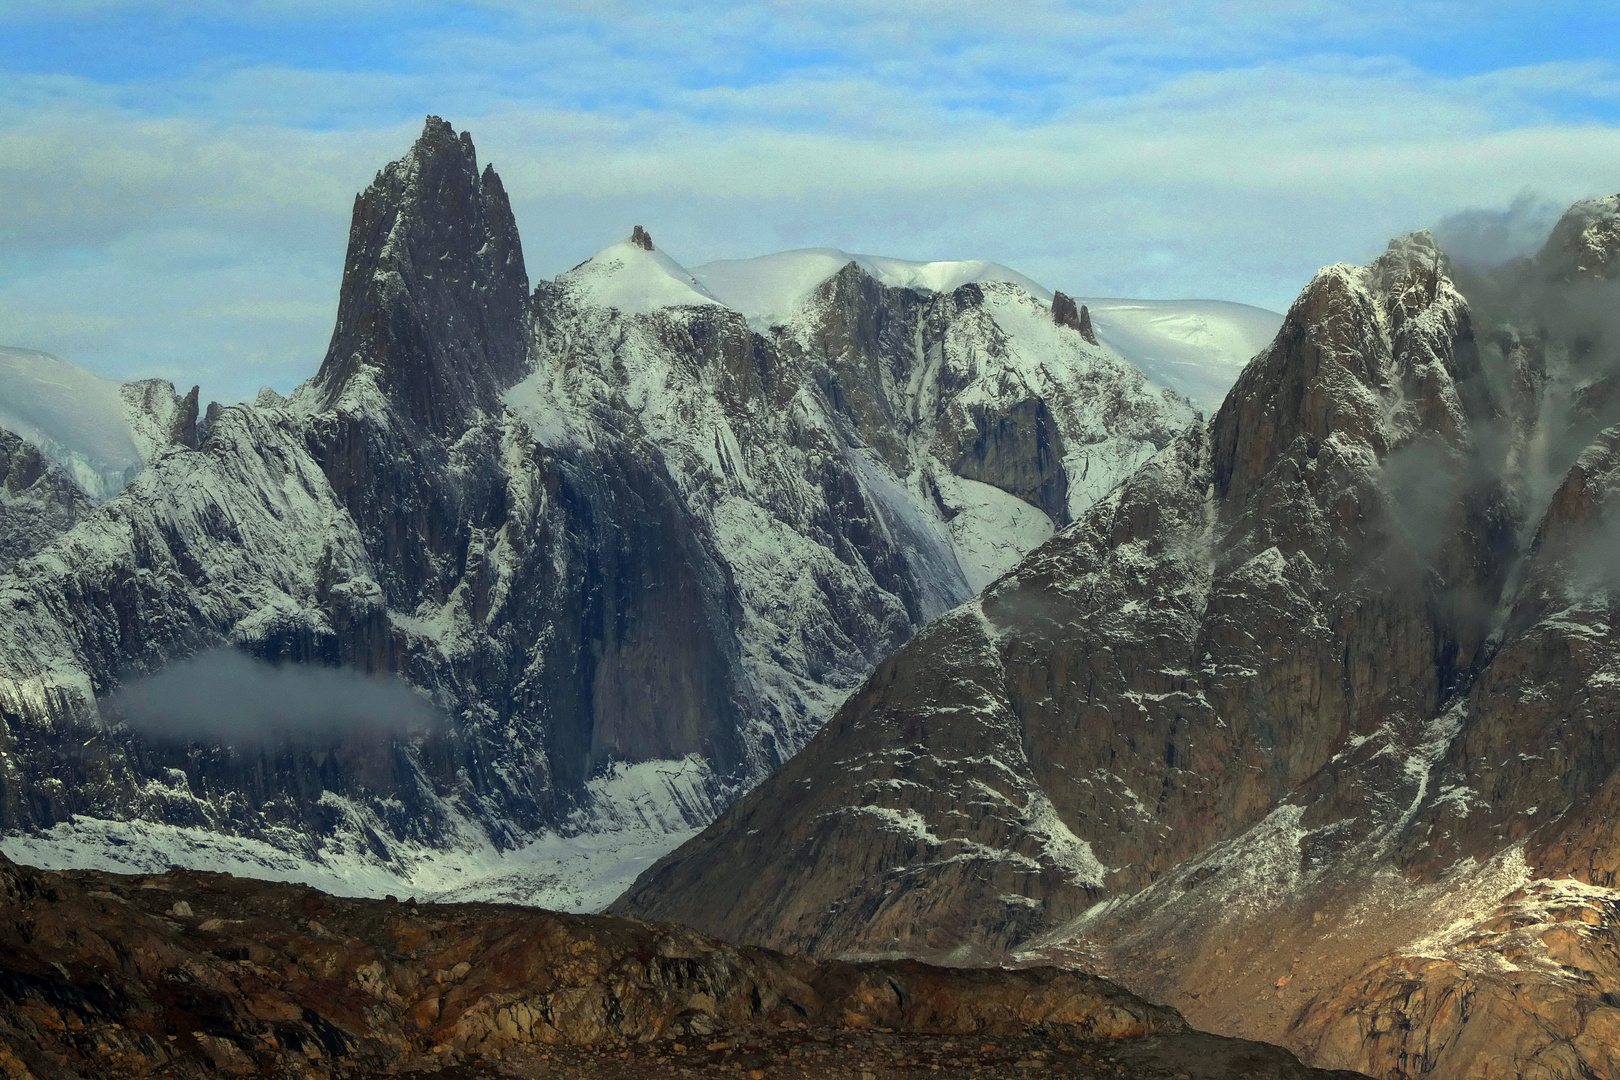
left=617, top=195, right=1620, bottom=1079
left=0, top=117, right=1251, bottom=912
left=7, top=114, right=1610, bottom=1079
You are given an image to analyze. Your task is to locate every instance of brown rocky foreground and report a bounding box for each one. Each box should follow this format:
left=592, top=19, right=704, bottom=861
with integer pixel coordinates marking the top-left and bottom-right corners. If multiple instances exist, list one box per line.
left=0, top=854, right=1364, bottom=1079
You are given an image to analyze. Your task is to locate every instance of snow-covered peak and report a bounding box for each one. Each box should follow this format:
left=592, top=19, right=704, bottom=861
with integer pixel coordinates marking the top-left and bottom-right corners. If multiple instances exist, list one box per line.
left=858, top=254, right=1052, bottom=301
left=1070, top=299, right=1283, bottom=415
left=557, top=232, right=724, bottom=316
left=691, top=248, right=1050, bottom=329
left=0, top=346, right=143, bottom=500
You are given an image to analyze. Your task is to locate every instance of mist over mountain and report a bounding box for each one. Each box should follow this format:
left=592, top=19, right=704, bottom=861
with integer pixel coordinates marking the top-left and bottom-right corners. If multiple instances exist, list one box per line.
left=109, top=649, right=444, bottom=747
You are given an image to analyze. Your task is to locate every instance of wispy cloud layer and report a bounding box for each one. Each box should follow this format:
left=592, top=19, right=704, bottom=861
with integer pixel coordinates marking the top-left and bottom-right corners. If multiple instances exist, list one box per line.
left=0, top=1, right=1617, bottom=403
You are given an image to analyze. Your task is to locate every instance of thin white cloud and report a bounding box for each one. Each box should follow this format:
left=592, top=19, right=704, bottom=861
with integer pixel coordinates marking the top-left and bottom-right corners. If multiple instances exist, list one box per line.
left=0, top=0, right=1616, bottom=403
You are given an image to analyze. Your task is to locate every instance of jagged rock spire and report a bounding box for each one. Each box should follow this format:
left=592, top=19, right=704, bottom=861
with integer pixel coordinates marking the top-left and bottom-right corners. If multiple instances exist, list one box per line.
left=1052, top=291, right=1099, bottom=345
left=630, top=225, right=654, bottom=251
left=309, top=116, right=529, bottom=435
left=1051, top=290, right=1080, bottom=332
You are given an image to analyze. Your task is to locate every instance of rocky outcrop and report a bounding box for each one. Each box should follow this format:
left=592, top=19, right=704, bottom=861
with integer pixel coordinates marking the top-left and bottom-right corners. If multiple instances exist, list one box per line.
left=617, top=198, right=1620, bottom=1079
left=1053, top=291, right=1099, bottom=346
left=0, top=854, right=1368, bottom=1080
left=0, top=430, right=92, bottom=575
left=307, top=115, right=529, bottom=436
left=1052, top=290, right=1082, bottom=332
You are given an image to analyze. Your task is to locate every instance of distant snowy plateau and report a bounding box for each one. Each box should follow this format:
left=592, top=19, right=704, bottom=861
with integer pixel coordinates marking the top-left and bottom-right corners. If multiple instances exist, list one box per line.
left=0, top=117, right=1276, bottom=911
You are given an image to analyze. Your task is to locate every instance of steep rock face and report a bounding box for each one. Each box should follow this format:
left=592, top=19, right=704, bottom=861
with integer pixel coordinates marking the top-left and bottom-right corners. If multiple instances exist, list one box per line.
left=618, top=199, right=1620, bottom=1079
left=0, top=430, right=92, bottom=575
left=307, top=116, right=529, bottom=436
left=298, top=117, right=529, bottom=619
left=0, top=120, right=1193, bottom=907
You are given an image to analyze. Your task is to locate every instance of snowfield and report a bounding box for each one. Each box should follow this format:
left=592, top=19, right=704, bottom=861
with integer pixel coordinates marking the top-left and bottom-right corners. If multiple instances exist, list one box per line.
left=1074, top=298, right=1282, bottom=414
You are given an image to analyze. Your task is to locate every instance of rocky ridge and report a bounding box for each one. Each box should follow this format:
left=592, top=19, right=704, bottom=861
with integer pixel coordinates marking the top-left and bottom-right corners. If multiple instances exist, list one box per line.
left=618, top=196, right=1620, bottom=1079
left=0, top=431, right=93, bottom=577
left=0, top=853, right=1368, bottom=1080
left=0, top=117, right=1190, bottom=908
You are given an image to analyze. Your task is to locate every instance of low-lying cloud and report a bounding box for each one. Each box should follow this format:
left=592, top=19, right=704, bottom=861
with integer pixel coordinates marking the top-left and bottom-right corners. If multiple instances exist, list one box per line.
left=108, top=648, right=444, bottom=746
left=1382, top=211, right=1620, bottom=615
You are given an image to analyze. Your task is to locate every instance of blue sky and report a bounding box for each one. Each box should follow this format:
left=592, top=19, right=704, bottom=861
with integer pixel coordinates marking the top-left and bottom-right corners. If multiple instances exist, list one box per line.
left=2, top=1, right=1618, bottom=404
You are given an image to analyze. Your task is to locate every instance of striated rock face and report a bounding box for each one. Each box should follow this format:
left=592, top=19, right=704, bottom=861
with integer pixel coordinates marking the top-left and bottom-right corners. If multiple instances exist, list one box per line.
left=619, top=197, right=1620, bottom=1079
left=0, top=118, right=1191, bottom=907
left=0, top=854, right=1366, bottom=1080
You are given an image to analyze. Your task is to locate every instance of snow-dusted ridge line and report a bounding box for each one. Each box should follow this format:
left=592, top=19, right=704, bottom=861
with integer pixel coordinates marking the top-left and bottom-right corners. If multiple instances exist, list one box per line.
left=690, top=248, right=1052, bottom=330
left=557, top=238, right=724, bottom=316
left=575, top=240, right=1276, bottom=413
